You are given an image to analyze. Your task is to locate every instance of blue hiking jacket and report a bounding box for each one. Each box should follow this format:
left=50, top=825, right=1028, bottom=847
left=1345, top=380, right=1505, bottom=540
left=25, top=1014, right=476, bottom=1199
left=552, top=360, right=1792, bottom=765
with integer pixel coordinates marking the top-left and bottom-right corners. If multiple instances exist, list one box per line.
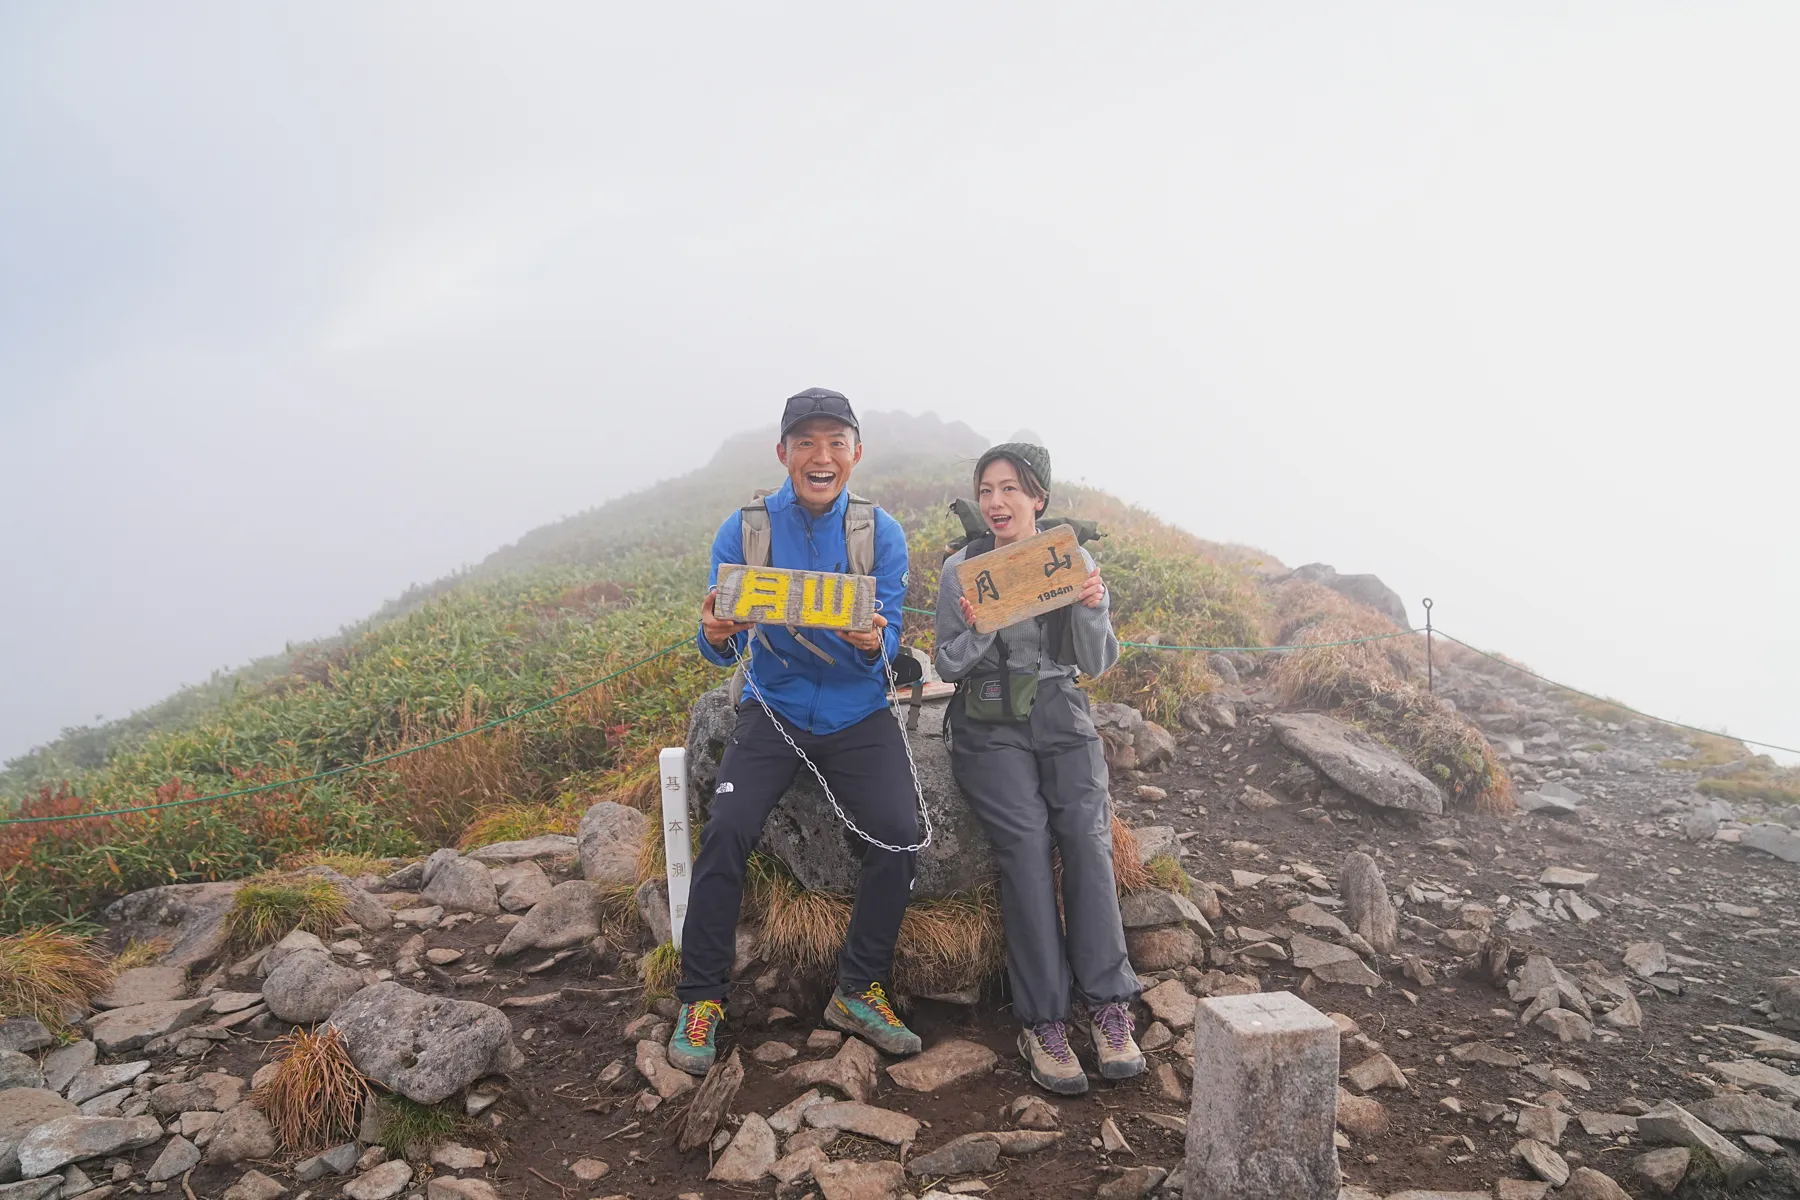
left=697, top=480, right=908, bottom=734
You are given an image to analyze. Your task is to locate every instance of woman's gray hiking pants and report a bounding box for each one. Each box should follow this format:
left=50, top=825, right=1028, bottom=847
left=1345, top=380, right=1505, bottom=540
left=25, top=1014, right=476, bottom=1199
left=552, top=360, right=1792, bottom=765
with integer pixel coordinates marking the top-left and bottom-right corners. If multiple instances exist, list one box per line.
left=949, top=675, right=1139, bottom=1025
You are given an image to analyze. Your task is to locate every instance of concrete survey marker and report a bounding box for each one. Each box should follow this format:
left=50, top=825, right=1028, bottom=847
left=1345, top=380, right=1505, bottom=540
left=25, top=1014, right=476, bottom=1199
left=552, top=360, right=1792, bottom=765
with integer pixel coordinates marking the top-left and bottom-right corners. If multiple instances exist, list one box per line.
left=1186, top=991, right=1342, bottom=1200
left=955, top=525, right=1084, bottom=634
left=714, top=565, right=877, bottom=632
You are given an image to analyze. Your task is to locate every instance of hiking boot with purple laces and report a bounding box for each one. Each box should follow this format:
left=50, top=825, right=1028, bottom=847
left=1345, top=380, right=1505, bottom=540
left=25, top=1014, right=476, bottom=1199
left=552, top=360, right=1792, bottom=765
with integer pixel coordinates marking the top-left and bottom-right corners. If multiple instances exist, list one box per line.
left=1090, top=1002, right=1145, bottom=1080
left=1019, top=1020, right=1088, bottom=1095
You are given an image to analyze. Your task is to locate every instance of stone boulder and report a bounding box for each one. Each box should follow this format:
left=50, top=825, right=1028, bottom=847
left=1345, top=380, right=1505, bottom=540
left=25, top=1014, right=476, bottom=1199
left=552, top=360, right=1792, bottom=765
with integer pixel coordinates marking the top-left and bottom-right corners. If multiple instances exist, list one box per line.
left=495, top=881, right=600, bottom=958
left=1286, top=564, right=1410, bottom=630
left=328, top=983, right=521, bottom=1105
left=101, top=881, right=242, bottom=970
left=1091, top=703, right=1176, bottom=772
left=16, top=1115, right=162, bottom=1177
left=1271, top=713, right=1443, bottom=815
left=419, top=857, right=499, bottom=915
left=1340, top=852, right=1396, bottom=955
left=685, top=687, right=996, bottom=897
left=1741, top=823, right=1800, bottom=864
left=0, top=1088, right=78, bottom=1180
left=578, top=802, right=648, bottom=885
left=467, top=835, right=577, bottom=864
left=295, top=866, right=394, bottom=932
left=261, top=949, right=368, bottom=1024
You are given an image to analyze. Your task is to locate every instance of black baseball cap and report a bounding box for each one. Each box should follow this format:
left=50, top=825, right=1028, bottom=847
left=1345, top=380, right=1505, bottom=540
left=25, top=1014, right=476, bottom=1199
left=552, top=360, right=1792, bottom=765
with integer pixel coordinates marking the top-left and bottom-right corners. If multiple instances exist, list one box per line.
left=780, top=387, right=860, bottom=438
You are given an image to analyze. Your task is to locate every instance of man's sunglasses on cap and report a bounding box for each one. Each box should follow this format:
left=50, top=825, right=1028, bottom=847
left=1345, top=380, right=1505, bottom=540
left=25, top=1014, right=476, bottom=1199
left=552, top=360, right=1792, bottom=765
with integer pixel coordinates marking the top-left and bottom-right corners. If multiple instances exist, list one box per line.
left=781, top=388, right=859, bottom=436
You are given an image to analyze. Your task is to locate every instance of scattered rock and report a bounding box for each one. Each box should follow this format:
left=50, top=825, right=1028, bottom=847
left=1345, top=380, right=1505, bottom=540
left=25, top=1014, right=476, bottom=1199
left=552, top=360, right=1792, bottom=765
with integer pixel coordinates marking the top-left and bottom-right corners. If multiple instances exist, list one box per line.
left=1687, top=1093, right=1800, bottom=1141
left=64, top=1062, right=148, bottom=1106
left=0, top=1054, right=40, bottom=1092
left=906, top=1133, right=1002, bottom=1177
left=1336, top=1088, right=1389, bottom=1137
left=40, top=1042, right=95, bottom=1095
left=1344, top=1053, right=1408, bottom=1092
left=1537, top=867, right=1597, bottom=889
left=220, top=1170, right=287, bottom=1200
left=328, top=983, right=521, bottom=1104
left=262, top=948, right=368, bottom=1023
left=771, top=1145, right=829, bottom=1187
left=768, top=1089, right=828, bottom=1135
left=1512, top=1138, right=1569, bottom=1186
left=634, top=1040, right=696, bottom=1100
left=102, top=880, right=242, bottom=970
left=577, top=802, right=649, bottom=885
left=886, top=1039, right=997, bottom=1092
left=1140, top=979, right=1197, bottom=1030
left=495, top=880, right=600, bottom=958
left=466, top=835, right=577, bottom=864
left=294, top=1142, right=360, bottom=1181
left=1340, top=852, right=1398, bottom=954
left=708, top=1112, right=777, bottom=1183
left=1270, top=713, right=1444, bottom=815
left=1629, top=1147, right=1690, bottom=1195
left=1534, top=1009, right=1594, bottom=1043
left=203, top=1104, right=278, bottom=1165
left=0, top=1021, right=53, bottom=1056
left=1560, top=1167, right=1632, bottom=1200
left=1706, top=1058, right=1800, bottom=1102
left=813, top=1158, right=907, bottom=1200
left=494, top=861, right=554, bottom=912
left=90, top=966, right=187, bottom=1010
left=780, top=1035, right=881, bottom=1102
left=15, top=1115, right=162, bottom=1177
left=752, top=1040, right=797, bottom=1064
left=804, top=1100, right=922, bottom=1145
left=84, top=997, right=213, bottom=1054
left=419, top=856, right=499, bottom=915
left=343, top=1159, right=414, bottom=1200
left=1622, top=942, right=1668, bottom=979
left=1636, top=1100, right=1764, bottom=1186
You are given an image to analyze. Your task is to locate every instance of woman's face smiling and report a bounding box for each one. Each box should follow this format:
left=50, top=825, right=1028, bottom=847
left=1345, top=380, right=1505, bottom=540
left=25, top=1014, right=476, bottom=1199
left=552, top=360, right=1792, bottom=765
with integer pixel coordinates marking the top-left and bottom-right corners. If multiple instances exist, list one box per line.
left=978, top=458, right=1043, bottom=547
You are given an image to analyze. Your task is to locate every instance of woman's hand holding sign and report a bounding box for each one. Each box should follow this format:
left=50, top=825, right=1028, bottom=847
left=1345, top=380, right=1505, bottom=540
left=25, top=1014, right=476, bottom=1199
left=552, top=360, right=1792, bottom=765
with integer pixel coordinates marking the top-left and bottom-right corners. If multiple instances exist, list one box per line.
left=1079, top=567, right=1106, bottom=609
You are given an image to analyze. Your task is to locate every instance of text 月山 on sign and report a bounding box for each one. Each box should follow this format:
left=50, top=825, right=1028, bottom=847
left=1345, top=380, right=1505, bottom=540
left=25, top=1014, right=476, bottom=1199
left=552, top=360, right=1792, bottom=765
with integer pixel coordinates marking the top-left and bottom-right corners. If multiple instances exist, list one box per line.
left=954, top=525, right=1084, bottom=635
left=714, top=564, right=878, bottom=632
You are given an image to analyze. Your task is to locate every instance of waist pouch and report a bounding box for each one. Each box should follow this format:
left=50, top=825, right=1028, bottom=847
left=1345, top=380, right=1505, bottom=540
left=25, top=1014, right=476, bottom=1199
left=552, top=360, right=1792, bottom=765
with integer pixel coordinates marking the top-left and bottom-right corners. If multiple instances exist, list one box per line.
left=959, top=633, right=1036, bottom=724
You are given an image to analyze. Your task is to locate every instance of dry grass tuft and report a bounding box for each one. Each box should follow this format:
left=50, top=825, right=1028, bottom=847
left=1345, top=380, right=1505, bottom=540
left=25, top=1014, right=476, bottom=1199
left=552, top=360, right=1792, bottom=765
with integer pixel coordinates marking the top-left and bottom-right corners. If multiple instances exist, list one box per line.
left=1268, top=582, right=1420, bottom=707
left=0, top=926, right=115, bottom=1027
left=277, top=851, right=390, bottom=879
left=749, top=858, right=853, bottom=976
left=111, top=937, right=172, bottom=971
left=893, top=887, right=1004, bottom=996
left=226, top=877, right=349, bottom=952
left=252, top=1027, right=371, bottom=1152
left=457, top=802, right=576, bottom=851
left=595, top=882, right=641, bottom=944
left=639, top=941, right=681, bottom=1001
left=1342, top=688, right=1515, bottom=815
left=1110, top=817, right=1149, bottom=893
left=385, top=700, right=543, bottom=848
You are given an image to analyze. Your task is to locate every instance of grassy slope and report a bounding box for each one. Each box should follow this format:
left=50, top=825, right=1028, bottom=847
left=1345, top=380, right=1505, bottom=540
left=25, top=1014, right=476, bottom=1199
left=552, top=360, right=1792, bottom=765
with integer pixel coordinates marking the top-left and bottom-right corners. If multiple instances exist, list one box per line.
left=1, top=413, right=1283, bottom=930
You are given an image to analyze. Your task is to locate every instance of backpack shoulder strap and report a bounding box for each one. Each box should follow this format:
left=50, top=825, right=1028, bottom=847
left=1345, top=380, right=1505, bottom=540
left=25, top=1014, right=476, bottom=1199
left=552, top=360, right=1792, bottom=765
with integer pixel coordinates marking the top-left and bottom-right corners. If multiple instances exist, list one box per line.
left=739, top=490, right=776, bottom=569
left=843, top=492, right=877, bottom=576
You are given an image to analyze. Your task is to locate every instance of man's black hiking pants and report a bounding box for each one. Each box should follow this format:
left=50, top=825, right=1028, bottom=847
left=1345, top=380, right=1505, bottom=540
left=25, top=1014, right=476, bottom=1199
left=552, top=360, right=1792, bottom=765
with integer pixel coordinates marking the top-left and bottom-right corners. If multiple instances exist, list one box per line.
left=676, top=700, right=918, bottom=1004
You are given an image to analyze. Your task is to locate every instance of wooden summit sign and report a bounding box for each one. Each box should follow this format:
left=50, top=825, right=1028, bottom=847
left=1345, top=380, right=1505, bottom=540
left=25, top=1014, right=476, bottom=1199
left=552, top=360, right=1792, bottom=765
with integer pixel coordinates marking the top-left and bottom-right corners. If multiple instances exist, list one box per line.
left=955, top=525, right=1084, bottom=635
left=714, top=565, right=878, bottom=632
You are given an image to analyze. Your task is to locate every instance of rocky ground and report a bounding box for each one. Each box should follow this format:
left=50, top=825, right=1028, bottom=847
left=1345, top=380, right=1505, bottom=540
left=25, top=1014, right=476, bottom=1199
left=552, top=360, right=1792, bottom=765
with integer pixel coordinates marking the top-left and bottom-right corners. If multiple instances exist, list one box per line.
left=3, top=650, right=1800, bottom=1200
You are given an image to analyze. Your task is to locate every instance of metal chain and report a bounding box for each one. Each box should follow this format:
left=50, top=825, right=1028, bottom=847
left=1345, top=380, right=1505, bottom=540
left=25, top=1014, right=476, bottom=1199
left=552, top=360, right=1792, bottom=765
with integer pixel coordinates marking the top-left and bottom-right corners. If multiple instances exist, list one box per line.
left=733, top=605, right=934, bottom=854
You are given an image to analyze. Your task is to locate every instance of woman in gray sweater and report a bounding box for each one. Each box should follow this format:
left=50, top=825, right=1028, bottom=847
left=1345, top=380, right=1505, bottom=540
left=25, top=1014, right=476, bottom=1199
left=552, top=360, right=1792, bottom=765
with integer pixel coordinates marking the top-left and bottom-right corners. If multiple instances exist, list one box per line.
left=934, top=443, right=1144, bottom=1095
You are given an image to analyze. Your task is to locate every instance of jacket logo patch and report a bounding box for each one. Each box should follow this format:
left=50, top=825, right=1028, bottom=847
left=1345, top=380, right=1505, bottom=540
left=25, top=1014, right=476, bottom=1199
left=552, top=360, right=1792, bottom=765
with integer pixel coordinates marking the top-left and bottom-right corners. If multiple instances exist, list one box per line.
left=716, top=782, right=734, bottom=794
left=979, top=680, right=1003, bottom=702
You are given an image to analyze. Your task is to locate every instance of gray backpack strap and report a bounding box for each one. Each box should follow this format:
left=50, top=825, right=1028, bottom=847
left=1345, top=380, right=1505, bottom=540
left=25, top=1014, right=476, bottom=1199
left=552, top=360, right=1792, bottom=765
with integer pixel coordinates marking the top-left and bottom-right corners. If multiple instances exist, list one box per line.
left=740, top=491, right=775, bottom=569
left=844, top=493, right=877, bottom=576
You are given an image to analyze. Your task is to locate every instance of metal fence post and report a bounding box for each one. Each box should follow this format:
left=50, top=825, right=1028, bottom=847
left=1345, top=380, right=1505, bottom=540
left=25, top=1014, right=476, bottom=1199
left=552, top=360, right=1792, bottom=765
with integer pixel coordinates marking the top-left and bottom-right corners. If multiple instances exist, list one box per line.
left=1422, top=598, right=1434, bottom=694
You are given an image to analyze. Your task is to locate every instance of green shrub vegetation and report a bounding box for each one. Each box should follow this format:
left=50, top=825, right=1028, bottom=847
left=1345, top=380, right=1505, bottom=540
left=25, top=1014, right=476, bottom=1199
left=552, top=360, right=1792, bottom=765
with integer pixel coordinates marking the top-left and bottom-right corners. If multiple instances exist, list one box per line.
left=1, top=412, right=1500, bottom=934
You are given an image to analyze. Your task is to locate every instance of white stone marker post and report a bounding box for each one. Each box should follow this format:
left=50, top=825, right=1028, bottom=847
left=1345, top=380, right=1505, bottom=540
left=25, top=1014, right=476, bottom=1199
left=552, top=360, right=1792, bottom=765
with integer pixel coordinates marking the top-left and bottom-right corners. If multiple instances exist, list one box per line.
left=658, top=747, right=694, bottom=950
left=1186, top=990, right=1341, bottom=1200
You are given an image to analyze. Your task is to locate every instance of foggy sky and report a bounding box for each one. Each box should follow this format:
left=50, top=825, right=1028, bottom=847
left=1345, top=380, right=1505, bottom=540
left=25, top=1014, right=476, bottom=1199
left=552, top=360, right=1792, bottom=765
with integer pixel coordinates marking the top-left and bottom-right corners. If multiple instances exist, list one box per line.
left=3, top=3, right=1798, bottom=766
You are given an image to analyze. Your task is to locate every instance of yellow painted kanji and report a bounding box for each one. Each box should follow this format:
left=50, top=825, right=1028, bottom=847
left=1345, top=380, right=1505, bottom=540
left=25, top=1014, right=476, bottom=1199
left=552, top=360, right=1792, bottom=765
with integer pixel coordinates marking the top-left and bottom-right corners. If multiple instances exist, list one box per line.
left=801, top=575, right=857, bottom=628
left=731, top=569, right=791, bottom=622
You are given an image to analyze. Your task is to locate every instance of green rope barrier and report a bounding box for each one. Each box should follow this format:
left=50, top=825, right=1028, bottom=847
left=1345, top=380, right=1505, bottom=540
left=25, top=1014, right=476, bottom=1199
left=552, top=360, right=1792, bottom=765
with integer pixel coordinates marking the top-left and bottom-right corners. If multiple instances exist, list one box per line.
left=897, top=604, right=1419, bottom=653
left=0, top=638, right=692, bottom=828
left=1434, top=629, right=1800, bottom=758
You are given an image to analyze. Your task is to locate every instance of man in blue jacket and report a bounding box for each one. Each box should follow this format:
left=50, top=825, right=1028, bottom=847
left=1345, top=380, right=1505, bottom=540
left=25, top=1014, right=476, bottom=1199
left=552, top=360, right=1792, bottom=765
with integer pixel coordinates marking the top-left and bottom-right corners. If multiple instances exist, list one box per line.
left=668, top=387, right=924, bottom=1074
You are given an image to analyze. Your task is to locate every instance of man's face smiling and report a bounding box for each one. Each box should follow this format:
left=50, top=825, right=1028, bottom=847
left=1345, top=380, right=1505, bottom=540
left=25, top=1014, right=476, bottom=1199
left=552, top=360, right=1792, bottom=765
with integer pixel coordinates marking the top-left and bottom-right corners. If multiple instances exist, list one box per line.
left=777, top=418, right=861, bottom=515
